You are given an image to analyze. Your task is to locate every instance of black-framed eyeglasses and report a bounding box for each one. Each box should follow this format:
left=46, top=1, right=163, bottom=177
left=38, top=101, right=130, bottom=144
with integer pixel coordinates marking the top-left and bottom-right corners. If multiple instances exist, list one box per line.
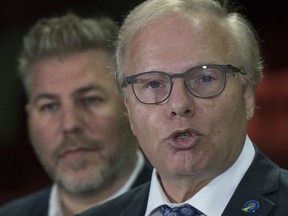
left=124, top=64, right=246, bottom=104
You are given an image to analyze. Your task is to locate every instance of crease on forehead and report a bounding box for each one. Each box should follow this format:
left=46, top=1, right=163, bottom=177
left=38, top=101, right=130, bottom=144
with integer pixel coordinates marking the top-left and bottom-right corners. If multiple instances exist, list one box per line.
left=129, top=11, right=227, bottom=40
left=126, top=12, right=236, bottom=72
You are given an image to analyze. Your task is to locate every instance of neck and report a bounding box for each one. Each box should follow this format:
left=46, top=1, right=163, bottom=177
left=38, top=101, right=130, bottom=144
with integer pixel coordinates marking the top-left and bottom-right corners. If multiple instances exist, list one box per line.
left=159, top=173, right=214, bottom=203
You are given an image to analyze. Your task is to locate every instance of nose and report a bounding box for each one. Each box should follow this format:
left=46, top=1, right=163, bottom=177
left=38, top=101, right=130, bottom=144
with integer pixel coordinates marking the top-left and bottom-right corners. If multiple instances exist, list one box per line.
left=61, top=103, right=81, bottom=134
left=168, top=79, right=195, bottom=117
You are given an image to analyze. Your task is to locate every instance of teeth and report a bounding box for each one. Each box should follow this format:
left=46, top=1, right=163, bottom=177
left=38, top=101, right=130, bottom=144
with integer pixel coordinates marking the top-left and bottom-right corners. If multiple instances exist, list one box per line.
left=176, top=132, right=191, bottom=138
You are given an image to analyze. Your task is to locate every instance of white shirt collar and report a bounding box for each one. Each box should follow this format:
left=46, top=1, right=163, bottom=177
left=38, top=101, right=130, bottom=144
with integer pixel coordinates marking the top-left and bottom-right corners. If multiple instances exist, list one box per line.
left=48, top=150, right=145, bottom=216
left=145, top=135, right=255, bottom=216
left=48, top=185, right=63, bottom=216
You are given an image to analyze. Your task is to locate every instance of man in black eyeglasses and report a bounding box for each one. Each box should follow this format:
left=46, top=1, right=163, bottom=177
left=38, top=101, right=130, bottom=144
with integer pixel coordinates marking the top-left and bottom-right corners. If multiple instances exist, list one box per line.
left=80, top=0, right=288, bottom=215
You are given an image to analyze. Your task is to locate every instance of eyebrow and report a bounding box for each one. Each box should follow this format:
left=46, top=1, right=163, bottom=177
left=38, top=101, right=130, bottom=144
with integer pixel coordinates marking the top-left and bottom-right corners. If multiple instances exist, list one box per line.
left=73, top=84, right=108, bottom=97
left=31, top=94, right=59, bottom=105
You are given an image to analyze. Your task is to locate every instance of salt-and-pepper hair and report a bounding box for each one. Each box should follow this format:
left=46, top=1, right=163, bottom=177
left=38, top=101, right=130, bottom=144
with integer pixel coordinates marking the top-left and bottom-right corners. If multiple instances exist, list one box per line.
left=19, top=13, right=119, bottom=95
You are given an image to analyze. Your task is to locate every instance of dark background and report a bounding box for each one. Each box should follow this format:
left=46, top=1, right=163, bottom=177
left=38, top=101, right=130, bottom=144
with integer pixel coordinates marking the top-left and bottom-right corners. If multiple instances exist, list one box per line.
left=1, top=0, right=288, bottom=205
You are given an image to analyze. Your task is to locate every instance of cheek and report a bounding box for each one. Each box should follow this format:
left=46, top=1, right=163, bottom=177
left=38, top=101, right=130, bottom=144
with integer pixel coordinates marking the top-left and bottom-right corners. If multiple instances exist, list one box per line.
left=128, top=105, right=150, bottom=132
left=29, top=125, right=54, bottom=169
left=128, top=105, right=160, bottom=149
left=202, top=88, right=246, bottom=134
left=216, top=92, right=247, bottom=138
left=28, top=116, right=58, bottom=154
left=86, top=111, right=128, bottom=143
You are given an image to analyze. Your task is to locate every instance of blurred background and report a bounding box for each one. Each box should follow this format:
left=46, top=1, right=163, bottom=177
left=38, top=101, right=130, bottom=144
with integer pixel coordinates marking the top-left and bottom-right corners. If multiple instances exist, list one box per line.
left=0, top=0, right=287, bottom=205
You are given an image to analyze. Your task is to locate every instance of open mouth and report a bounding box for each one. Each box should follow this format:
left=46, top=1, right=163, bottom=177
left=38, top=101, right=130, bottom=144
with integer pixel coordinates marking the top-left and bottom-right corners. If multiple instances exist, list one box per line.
left=166, top=129, right=202, bottom=149
left=175, top=132, right=192, bottom=139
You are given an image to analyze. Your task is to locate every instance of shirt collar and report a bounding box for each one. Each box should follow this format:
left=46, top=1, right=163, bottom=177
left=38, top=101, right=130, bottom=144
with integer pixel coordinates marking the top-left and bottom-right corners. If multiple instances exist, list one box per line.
left=48, top=185, right=63, bottom=216
left=145, top=135, right=255, bottom=216
left=48, top=150, right=145, bottom=216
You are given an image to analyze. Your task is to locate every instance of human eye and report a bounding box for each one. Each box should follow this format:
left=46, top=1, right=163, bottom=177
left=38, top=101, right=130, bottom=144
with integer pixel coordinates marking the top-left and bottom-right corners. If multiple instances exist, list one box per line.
left=80, top=95, right=104, bottom=106
left=39, top=103, right=59, bottom=112
left=141, top=75, right=168, bottom=90
left=198, top=74, right=216, bottom=83
left=146, top=80, right=164, bottom=89
left=190, top=69, right=219, bottom=85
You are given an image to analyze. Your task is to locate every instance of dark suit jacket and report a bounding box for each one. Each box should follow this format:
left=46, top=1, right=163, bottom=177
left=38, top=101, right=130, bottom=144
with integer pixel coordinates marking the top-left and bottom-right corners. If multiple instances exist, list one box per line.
left=79, top=147, right=288, bottom=216
left=0, top=162, right=152, bottom=216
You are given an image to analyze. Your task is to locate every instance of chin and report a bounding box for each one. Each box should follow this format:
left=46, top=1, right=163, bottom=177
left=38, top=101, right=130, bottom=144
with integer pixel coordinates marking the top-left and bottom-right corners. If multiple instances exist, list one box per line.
left=56, top=169, right=105, bottom=194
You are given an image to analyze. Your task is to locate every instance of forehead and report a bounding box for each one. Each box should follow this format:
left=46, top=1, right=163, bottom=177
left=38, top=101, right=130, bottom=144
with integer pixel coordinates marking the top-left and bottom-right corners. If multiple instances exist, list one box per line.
left=126, top=13, right=235, bottom=73
left=29, top=50, right=117, bottom=97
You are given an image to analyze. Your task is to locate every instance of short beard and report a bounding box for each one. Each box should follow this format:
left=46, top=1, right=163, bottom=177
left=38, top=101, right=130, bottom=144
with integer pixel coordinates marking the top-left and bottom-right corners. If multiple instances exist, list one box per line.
left=38, top=133, right=136, bottom=196
left=55, top=148, right=132, bottom=196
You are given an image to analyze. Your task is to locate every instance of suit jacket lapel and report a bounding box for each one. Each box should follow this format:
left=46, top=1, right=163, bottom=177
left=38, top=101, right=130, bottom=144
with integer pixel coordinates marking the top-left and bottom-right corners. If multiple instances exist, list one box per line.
left=90, top=147, right=280, bottom=216
left=119, top=183, right=150, bottom=216
left=222, top=179, right=275, bottom=215
left=222, top=147, right=278, bottom=216
left=132, top=161, right=152, bottom=188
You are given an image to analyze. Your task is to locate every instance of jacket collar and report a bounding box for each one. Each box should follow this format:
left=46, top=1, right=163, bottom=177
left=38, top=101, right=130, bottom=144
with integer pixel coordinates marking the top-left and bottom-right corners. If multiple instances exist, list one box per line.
left=119, top=183, right=150, bottom=216
left=222, top=146, right=279, bottom=215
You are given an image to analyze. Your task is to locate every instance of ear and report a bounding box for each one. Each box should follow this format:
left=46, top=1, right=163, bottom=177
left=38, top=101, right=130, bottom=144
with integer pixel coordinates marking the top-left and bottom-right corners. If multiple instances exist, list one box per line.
left=244, top=86, right=255, bottom=120
left=124, top=96, right=136, bottom=136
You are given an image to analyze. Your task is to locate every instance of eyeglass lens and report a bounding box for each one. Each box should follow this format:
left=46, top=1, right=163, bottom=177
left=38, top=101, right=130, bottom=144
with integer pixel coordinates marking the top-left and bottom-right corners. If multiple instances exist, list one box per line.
left=131, top=66, right=225, bottom=104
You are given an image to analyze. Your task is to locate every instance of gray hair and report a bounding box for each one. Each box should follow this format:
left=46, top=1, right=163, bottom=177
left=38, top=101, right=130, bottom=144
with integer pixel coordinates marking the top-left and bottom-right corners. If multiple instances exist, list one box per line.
left=116, top=0, right=263, bottom=92
left=19, top=13, right=119, bottom=95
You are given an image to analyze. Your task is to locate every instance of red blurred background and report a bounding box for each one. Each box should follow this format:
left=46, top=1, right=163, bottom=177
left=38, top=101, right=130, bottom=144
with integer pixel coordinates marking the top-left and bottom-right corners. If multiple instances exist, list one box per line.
left=0, top=0, right=288, bottom=205
left=248, top=68, right=288, bottom=169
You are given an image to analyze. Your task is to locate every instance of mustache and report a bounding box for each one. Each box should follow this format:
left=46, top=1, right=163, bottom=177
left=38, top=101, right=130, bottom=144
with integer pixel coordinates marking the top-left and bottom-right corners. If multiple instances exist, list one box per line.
left=52, top=134, right=101, bottom=160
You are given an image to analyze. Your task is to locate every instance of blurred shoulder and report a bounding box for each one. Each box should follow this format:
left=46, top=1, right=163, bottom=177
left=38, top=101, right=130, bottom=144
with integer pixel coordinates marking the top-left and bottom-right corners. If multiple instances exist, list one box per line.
left=0, top=187, right=51, bottom=216
left=279, top=168, right=288, bottom=190
left=79, top=182, right=150, bottom=216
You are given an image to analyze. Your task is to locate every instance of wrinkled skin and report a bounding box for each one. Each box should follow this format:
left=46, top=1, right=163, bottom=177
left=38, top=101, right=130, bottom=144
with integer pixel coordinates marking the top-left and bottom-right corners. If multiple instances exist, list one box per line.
left=124, top=14, right=255, bottom=201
